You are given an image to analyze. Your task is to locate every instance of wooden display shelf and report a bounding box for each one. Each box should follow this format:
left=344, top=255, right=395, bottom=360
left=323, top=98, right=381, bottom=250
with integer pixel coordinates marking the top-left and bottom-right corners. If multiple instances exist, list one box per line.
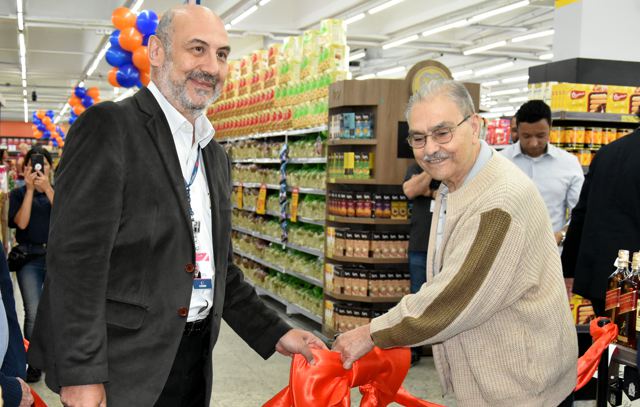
left=326, top=215, right=410, bottom=225
left=326, top=255, right=408, bottom=264
left=326, top=291, right=404, bottom=303
left=327, top=139, right=377, bottom=146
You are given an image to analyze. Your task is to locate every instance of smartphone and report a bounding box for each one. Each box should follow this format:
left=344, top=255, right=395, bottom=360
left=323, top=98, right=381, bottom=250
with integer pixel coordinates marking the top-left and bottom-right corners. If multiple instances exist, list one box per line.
left=30, top=153, right=45, bottom=174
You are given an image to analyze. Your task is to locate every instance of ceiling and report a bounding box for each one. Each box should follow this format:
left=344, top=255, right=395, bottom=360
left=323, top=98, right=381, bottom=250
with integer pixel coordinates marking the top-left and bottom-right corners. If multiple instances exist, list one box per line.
left=0, top=0, right=556, bottom=123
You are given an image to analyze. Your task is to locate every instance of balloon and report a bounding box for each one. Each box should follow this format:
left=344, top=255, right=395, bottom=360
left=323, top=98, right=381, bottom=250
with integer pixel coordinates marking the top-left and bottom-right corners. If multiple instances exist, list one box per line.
left=37, top=123, right=46, bottom=132
left=109, top=29, right=121, bottom=47
left=139, top=70, right=150, bottom=87
left=68, top=95, right=81, bottom=107
left=52, top=139, right=59, bottom=147
left=106, top=44, right=132, bottom=68
left=36, top=110, right=46, bottom=120
left=70, top=111, right=77, bottom=119
left=69, top=117, right=76, bottom=125
left=42, top=116, right=52, bottom=126
left=108, top=67, right=119, bottom=87
left=74, top=87, right=86, bottom=98
left=43, top=130, right=51, bottom=139
left=46, top=123, right=56, bottom=132
left=132, top=46, right=150, bottom=72
left=87, top=87, right=100, bottom=99
left=73, top=105, right=86, bottom=116
left=33, top=117, right=42, bottom=126
left=136, top=10, right=158, bottom=35
left=116, top=64, right=140, bottom=88
left=46, top=110, right=54, bottom=119
left=112, top=7, right=136, bottom=30
left=82, top=95, right=94, bottom=108
left=142, top=33, right=151, bottom=46
left=59, top=141, right=65, bottom=148
left=119, top=27, right=143, bottom=52
left=33, top=131, right=42, bottom=139
left=32, top=111, right=38, bottom=121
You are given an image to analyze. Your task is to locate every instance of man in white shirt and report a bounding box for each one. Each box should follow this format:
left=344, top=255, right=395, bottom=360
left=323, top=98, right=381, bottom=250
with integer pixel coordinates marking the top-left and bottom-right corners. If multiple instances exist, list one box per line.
left=501, top=100, right=584, bottom=246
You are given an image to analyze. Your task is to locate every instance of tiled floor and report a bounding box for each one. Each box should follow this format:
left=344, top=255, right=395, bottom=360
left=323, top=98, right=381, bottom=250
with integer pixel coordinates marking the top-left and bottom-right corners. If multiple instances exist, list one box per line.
left=15, top=275, right=593, bottom=406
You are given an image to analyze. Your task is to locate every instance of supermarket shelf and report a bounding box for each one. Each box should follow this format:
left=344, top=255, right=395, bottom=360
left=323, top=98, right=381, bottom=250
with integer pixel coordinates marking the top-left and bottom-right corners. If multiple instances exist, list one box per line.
left=328, top=139, right=377, bottom=146
left=289, top=186, right=326, bottom=196
left=233, top=248, right=322, bottom=287
left=327, top=179, right=378, bottom=185
left=232, top=158, right=280, bottom=164
left=326, top=291, right=404, bottom=304
left=287, top=125, right=328, bottom=136
left=233, top=182, right=280, bottom=190
left=218, top=125, right=328, bottom=143
left=326, top=215, right=410, bottom=225
left=233, top=206, right=325, bottom=226
left=246, top=280, right=322, bottom=324
left=288, top=157, right=327, bottom=164
left=286, top=242, right=324, bottom=259
left=233, top=206, right=281, bottom=218
left=551, top=111, right=640, bottom=124
left=232, top=226, right=283, bottom=245
left=612, top=345, right=637, bottom=368
left=326, top=255, right=408, bottom=264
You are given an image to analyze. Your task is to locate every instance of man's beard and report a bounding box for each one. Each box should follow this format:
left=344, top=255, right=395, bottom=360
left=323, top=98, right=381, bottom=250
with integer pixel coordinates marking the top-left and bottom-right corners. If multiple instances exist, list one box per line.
left=157, top=58, right=222, bottom=116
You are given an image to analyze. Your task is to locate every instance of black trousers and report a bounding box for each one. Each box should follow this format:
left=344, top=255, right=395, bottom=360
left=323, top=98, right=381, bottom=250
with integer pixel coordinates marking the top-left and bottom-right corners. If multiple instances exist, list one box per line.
left=154, top=320, right=211, bottom=407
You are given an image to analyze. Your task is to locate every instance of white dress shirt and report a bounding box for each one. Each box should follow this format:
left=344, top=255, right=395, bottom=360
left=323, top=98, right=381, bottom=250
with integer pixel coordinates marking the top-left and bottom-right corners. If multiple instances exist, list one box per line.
left=501, top=142, right=584, bottom=233
left=148, top=82, right=216, bottom=322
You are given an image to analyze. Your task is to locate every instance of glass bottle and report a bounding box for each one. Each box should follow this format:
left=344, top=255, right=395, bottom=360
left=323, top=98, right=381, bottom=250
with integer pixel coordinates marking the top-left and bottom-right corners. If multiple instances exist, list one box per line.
left=605, top=250, right=630, bottom=322
left=615, top=252, right=639, bottom=348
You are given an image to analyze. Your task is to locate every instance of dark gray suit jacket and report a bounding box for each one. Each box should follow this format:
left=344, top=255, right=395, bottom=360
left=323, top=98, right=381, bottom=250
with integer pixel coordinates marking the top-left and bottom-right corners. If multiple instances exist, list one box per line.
left=28, top=88, right=291, bottom=406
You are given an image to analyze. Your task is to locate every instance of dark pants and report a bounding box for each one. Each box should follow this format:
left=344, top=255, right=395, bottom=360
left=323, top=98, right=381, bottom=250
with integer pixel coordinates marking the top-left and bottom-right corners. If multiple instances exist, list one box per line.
left=154, top=319, right=211, bottom=407
left=408, top=251, right=427, bottom=294
left=17, top=255, right=46, bottom=340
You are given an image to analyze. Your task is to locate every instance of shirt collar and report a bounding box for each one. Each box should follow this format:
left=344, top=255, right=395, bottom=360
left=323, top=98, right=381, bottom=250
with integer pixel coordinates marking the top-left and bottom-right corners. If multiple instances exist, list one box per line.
left=439, top=139, right=493, bottom=196
left=512, top=141, right=557, bottom=159
left=147, top=81, right=215, bottom=149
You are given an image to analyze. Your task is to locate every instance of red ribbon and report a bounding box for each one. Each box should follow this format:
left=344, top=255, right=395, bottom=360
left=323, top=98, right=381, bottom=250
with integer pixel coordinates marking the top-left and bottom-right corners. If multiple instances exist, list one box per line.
left=575, top=317, right=618, bottom=391
left=263, top=347, right=444, bottom=407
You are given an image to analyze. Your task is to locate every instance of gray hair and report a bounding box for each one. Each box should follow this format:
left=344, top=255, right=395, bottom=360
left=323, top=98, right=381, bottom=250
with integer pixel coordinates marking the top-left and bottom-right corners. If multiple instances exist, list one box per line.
left=405, top=79, right=475, bottom=121
left=155, top=9, right=176, bottom=55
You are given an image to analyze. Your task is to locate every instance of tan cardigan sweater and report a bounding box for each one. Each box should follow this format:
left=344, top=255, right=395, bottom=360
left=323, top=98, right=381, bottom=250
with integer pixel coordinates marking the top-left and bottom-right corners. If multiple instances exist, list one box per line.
left=370, top=153, right=578, bottom=406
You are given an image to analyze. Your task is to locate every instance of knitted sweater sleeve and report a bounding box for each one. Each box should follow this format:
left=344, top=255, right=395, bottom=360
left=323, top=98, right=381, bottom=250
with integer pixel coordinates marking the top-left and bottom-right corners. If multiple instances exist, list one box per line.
left=370, top=207, right=529, bottom=348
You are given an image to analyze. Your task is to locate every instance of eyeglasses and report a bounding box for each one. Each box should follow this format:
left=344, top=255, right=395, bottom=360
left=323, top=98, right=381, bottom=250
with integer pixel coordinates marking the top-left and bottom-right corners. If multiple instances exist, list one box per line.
left=406, top=115, right=472, bottom=148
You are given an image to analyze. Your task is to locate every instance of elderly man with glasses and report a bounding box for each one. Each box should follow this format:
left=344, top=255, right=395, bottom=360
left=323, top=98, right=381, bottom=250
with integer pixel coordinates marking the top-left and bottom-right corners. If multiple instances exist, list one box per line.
left=334, top=80, right=578, bottom=407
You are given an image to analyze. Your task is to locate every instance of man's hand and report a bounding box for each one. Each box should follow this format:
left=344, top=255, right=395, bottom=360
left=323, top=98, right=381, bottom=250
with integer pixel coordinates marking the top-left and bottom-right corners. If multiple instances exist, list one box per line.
left=332, top=324, right=375, bottom=370
left=60, top=384, right=106, bottom=407
left=565, top=278, right=574, bottom=299
left=276, top=329, right=328, bottom=364
left=17, top=377, right=34, bottom=407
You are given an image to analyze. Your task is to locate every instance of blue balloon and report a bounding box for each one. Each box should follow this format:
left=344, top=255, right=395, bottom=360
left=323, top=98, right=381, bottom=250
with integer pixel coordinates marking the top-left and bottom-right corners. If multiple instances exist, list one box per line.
left=46, top=109, right=54, bottom=119
left=52, top=139, right=59, bottom=147
left=37, top=123, right=46, bottom=132
left=116, top=64, right=140, bottom=88
left=33, top=117, right=42, bottom=126
left=74, top=86, right=86, bottom=98
left=109, top=29, right=121, bottom=47
left=82, top=95, right=94, bottom=108
left=43, top=130, right=51, bottom=139
left=142, top=33, right=151, bottom=46
left=32, top=111, right=38, bottom=121
left=136, top=10, right=158, bottom=35
left=69, top=117, right=76, bottom=125
left=105, top=44, right=132, bottom=68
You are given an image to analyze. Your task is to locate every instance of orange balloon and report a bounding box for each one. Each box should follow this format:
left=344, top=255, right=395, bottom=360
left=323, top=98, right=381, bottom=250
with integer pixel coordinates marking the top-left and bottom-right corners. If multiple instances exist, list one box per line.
left=119, top=27, right=143, bottom=52
left=132, top=46, right=150, bottom=72
left=68, top=95, right=81, bottom=106
left=33, top=131, right=42, bottom=139
left=46, top=123, right=56, bottom=132
left=140, top=70, right=150, bottom=87
left=87, top=87, right=100, bottom=99
left=59, top=140, right=65, bottom=148
left=42, top=116, right=52, bottom=126
left=112, top=7, right=136, bottom=30
left=73, top=105, right=86, bottom=116
left=36, top=110, right=45, bottom=120
left=108, top=67, right=119, bottom=87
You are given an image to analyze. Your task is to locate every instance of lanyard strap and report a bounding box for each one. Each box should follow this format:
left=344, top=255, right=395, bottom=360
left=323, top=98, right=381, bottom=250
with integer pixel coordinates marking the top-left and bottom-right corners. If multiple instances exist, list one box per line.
left=185, top=146, right=202, bottom=191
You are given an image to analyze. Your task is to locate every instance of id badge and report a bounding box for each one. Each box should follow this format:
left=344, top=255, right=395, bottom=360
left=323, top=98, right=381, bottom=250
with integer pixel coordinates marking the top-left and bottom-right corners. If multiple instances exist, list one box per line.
left=193, top=278, right=213, bottom=289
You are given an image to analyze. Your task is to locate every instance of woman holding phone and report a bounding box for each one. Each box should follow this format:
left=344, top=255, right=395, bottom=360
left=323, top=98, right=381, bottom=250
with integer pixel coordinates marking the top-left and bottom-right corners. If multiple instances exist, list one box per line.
left=8, top=146, right=54, bottom=383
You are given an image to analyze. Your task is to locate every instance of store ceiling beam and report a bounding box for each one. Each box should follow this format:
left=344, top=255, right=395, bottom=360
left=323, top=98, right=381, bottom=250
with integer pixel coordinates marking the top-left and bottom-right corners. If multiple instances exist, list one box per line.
left=472, top=24, right=529, bottom=32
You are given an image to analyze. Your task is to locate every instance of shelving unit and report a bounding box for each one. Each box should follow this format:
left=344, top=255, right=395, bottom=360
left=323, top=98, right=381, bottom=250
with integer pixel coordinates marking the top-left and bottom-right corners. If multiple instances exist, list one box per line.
left=325, top=292, right=404, bottom=303
left=326, top=255, right=408, bottom=264
left=245, top=279, right=322, bottom=324
left=233, top=248, right=322, bottom=286
left=217, top=125, right=328, bottom=144
left=326, top=215, right=409, bottom=225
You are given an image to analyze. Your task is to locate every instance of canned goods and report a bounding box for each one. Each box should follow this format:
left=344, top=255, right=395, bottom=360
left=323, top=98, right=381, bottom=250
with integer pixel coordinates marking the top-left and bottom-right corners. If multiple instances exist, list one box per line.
left=550, top=127, right=562, bottom=147
left=604, top=128, right=617, bottom=145
left=574, top=127, right=585, bottom=149
left=592, top=127, right=603, bottom=148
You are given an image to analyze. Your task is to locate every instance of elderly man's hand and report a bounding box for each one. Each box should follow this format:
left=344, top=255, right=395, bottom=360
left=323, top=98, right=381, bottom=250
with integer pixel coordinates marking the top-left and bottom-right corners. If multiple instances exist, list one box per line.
left=276, top=329, right=328, bottom=364
left=332, top=324, right=375, bottom=370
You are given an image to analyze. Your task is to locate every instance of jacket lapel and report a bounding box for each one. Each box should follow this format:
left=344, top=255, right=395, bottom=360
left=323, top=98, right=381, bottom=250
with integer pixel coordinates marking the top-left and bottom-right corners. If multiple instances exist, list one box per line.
left=201, top=146, right=221, bottom=272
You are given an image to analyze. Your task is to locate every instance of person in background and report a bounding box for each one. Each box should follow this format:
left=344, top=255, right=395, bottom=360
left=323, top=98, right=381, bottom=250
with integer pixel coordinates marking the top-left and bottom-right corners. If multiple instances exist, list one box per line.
left=561, top=108, right=640, bottom=313
left=402, top=163, right=439, bottom=365
left=333, top=80, right=577, bottom=406
left=501, top=100, right=584, bottom=255
left=0, top=242, right=34, bottom=407
left=8, top=146, right=54, bottom=383
left=15, top=143, right=31, bottom=188
left=510, top=116, right=519, bottom=143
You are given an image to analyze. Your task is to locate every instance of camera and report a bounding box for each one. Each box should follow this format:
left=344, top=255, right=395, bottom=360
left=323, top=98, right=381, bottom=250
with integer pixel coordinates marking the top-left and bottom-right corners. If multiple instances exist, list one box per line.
left=30, top=153, right=45, bottom=173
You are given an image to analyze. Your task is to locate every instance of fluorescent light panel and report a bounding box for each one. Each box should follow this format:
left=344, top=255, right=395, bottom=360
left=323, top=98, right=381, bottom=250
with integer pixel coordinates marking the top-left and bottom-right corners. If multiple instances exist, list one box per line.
left=114, top=88, right=136, bottom=102
left=349, top=51, right=366, bottom=61
left=87, top=43, right=110, bottom=77
left=539, top=53, right=553, bottom=60
left=422, top=19, right=469, bottom=38
left=489, top=87, right=522, bottom=96
left=356, top=74, right=376, bottom=80
left=509, top=96, right=529, bottom=103
left=131, top=0, right=144, bottom=13
left=259, top=0, right=272, bottom=5
left=345, top=13, right=366, bottom=25
left=377, top=66, right=405, bottom=76
left=368, top=0, right=404, bottom=15
left=17, top=12, right=24, bottom=31
left=231, top=5, right=258, bottom=26
left=482, top=80, right=500, bottom=87
left=18, top=33, right=25, bottom=57
left=501, top=74, right=529, bottom=84
left=490, top=106, right=516, bottom=112
left=512, top=29, right=554, bottom=43
left=16, top=0, right=22, bottom=14
left=463, top=40, right=507, bottom=55
left=452, top=69, right=473, bottom=78
left=382, top=34, right=418, bottom=50
left=474, top=61, right=514, bottom=76
left=468, top=0, right=530, bottom=23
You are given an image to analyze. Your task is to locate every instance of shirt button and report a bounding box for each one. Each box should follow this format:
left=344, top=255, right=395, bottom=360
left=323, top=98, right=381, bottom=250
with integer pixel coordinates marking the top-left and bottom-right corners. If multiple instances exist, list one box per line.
left=185, top=263, right=196, bottom=273
left=177, top=307, right=188, bottom=317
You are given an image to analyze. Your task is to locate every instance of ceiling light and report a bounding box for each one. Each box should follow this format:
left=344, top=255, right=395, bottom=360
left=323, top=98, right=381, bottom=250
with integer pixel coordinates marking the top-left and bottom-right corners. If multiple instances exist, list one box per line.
left=356, top=74, right=376, bottom=80
left=349, top=51, right=366, bottom=62
left=87, top=43, right=110, bottom=77
left=258, top=0, right=272, bottom=5
left=422, top=19, right=469, bottom=38
left=22, top=79, right=26, bottom=87
left=368, top=0, right=404, bottom=15
left=78, top=81, right=85, bottom=88
left=376, top=66, right=405, bottom=76
left=345, top=13, right=366, bottom=25
left=131, top=0, right=144, bottom=13
left=489, top=88, right=522, bottom=97
left=382, top=34, right=419, bottom=50
left=20, top=62, right=26, bottom=80
left=452, top=69, right=473, bottom=79
left=539, top=53, right=553, bottom=60
left=482, top=80, right=500, bottom=87
left=482, top=111, right=515, bottom=119
left=113, top=87, right=120, bottom=96
left=508, top=96, right=529, bottom=103
left=225, top=23, right=232, bottom=30
left=18, top=33, right=25, bottom=57
left=23, top=99, right=28, bottom=123
left=501, top=74, right=529, bottom=84
left=482, top=100, right=498, bottom=106
left=490, top=106, right=516, bottom=113
left=468, top=0, right=530, bottom=24
left=22, top=89, right=27, bottom=97
left=16, top=0, right=22, bottom=14
left=231, top=5, right=258, bottom=25
left=474, top=61, right=515, bottom=76
left=512, top=29, right=554, bottom=43
left=17, top=12, right=24, bottom=31
left=114, top=88, right=136, bottom=102
left=463, top=40, right=507, bottom=56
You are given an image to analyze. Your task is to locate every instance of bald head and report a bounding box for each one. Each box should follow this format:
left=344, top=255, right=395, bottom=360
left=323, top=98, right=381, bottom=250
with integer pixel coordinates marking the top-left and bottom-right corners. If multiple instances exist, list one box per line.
left=155, top=5, right=224, bottom=56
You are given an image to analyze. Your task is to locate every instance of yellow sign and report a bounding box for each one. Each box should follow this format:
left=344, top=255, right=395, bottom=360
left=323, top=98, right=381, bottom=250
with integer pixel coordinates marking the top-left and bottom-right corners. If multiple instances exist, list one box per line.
left=235, top=184, right=243, bottom=209
left=256, top=184, right=267, bottom=215
left=555, top=0, right=581, bottom=8
left=290, top=187, right=300, bottom=222
left=411, top=66, right=451, bottom=94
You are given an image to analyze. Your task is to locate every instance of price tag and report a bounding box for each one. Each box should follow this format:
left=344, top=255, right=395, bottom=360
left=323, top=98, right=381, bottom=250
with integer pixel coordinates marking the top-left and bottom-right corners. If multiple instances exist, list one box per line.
left=256, top=183, right=267, bottom=215
left=290, top=187, right=299, bottom=222
left=236, top=184, right=243, bottom=209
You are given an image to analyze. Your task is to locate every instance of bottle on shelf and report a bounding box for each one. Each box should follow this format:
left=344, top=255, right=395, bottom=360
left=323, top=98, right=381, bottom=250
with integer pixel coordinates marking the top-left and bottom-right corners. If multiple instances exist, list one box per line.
left=605, top=249, right=630, bottom=322
left=615, top=251, right=639, bottom=348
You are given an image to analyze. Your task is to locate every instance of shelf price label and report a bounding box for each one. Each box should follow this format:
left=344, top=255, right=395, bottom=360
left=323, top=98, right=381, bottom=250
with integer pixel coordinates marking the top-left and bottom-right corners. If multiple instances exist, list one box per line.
left=236, top=184, right=243, bottom=209
left=256, top=183, right=267, bottom=215
left=290, top=187, right=300, bottom=223
left=621, top=115, right=639, bottom=123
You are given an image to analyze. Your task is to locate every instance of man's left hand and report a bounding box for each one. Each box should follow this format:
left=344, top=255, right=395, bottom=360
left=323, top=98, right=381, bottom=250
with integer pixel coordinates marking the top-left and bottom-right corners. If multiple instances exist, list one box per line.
left=332, top=324, right=374, bottom=370
left=276, top=329, right=328, bottom=364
